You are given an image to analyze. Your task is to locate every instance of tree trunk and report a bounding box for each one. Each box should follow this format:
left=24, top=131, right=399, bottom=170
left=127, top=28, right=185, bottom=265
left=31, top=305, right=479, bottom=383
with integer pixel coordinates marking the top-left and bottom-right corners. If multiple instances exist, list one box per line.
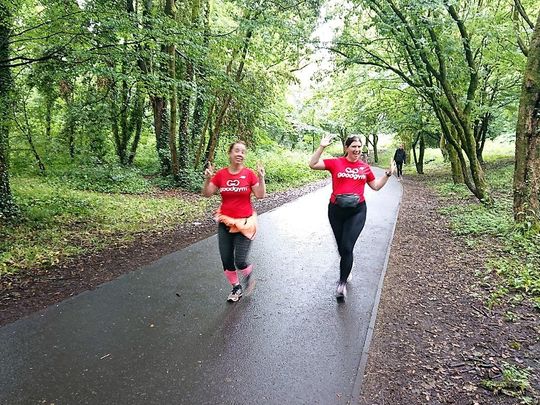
left=372, top=134, right=379, bottom=163
left=0, top=4, right=17, bottom=220
left=17, top=99, right=46, bottom=173
left=65, top=101, right=76, bottom=159
left=165, top=0, right=179, bottom=179
left=138, top=0, right=171, bottom=175
left=513, top=12, right=540, bottom=225
left=447, top=142, right=464, bottom=184
left=178, top=0, right=203, bottom=170
left=190, top=0, right=210, bottom=159
left=195, top=100, right=214, bottom=169
left=412, top=132, right=425, bottom=174
left=127, top=91, right=144, bottom=165
left=152, top=97, right=171, bottom=175
left=119, top=75, right=130, bottom=164
left=417, top=132, right=425, bottom=174
left=45, top=96, right=53, bottom=140
left=439, top=134, right=449, bottom=162
left=436, top=110, right=464, bottom=184
left=178, top=61, right=193, bottom=170
left=204, top=23, right=254, bottom=165
left=110, top=83, right=125, bottom=163
left=474, top=112, right=491, bottom=165
left=168, top=48, right=179, bottom=179
left=205, top=95, right=231, bottom=163
left=462, top=122, right=492, bottom=203
left=59, top=80, right=76, bottom=159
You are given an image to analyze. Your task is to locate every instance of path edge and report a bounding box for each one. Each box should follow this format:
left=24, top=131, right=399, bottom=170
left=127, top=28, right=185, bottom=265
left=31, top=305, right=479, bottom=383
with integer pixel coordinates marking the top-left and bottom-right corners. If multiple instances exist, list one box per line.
left=351, top=180, right=403, bottom=402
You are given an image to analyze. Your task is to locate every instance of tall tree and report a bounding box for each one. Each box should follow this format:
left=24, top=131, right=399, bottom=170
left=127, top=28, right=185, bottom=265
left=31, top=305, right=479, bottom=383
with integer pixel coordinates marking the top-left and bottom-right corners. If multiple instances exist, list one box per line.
left=513, top=12, right=540, bottom=225
left=0, top=1, right=17, bottom=220
left=165, top=0, right=179, bottom=179
left=330, top=0, right=528, bottom=204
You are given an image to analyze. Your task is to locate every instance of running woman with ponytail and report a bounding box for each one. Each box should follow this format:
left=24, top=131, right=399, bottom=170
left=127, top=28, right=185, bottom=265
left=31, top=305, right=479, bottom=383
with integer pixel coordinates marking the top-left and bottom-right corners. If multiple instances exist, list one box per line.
left=202, top=141, right=266, bottom=302
left=309, top=134, right=396, bottom=301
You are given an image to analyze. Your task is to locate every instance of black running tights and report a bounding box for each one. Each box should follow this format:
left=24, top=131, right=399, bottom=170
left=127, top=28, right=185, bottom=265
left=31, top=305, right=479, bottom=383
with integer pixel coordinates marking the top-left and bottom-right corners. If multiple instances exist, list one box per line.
left=217, top=222, right=252, bottom=271
left=396, top=161, right=403, bottom=177
left=328, top=201, right=367, bottom=283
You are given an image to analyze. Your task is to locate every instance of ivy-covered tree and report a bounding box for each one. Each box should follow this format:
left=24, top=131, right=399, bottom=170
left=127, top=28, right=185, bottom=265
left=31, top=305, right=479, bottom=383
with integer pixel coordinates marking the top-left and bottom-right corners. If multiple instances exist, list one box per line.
left=513, top=11, right=540, bottom=226
left=0, top=1, right=17, bottom=220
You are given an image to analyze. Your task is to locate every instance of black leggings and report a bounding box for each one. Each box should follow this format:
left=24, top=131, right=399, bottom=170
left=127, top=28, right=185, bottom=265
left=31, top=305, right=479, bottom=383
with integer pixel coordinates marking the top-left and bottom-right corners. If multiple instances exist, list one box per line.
left=328, top=201, right=367, bottom=283
left=217, top=222, right=252, bottom=271
left=396, top=161, right=403, bottom=177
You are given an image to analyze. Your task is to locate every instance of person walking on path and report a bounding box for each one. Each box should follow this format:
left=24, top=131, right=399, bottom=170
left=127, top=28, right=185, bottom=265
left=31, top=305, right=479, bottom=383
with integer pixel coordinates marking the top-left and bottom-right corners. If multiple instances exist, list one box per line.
left=202, top=141, right=266, bottom=302
left=361, top=143, right=369, bottom=163
left=309, top=134, right=396, bottom=301
left=393, top=144, right=406, bottom=179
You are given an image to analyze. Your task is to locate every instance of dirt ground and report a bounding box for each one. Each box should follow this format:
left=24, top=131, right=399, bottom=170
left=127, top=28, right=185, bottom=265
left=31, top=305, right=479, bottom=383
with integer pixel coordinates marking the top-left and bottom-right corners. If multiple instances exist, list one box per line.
left=360, top=176, right=539, bottom=405
left=1, top=175, right=538, bottom=403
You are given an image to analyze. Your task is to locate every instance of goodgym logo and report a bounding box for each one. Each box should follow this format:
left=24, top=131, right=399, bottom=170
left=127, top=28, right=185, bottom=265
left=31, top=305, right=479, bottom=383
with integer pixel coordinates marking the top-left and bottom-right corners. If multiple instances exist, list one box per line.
left=221, top=178, right=248, bottom=192
left=338, top=166, right=366, bottom=180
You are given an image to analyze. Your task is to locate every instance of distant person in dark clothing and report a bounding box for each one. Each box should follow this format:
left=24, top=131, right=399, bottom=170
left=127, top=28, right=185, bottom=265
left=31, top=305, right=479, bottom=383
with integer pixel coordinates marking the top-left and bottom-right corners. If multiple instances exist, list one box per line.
left=393, top=144, right=406, bottom=179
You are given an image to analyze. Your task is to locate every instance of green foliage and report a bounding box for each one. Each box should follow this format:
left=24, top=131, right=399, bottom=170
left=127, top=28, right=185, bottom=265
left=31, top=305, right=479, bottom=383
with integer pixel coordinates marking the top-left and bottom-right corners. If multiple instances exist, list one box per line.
left=439, top=200, right=513, bottom=236
left=2, top=176, right=213, bottom=275
left=481, top=362, right=534, bottom=399
left=435, top=158, right=540, bottom=309
left=251, top=149, right=327, bottom=192
left=55, top=164, right=151, bottom=194
left=434, top=183, right=471, bottom=200
left=177, top=168, right=205, bottom=193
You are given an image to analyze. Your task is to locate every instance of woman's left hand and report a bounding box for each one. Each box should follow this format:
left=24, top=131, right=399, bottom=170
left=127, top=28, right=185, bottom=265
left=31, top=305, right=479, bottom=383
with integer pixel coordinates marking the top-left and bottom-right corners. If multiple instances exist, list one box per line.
left=257, top=162, right=265, bottom=179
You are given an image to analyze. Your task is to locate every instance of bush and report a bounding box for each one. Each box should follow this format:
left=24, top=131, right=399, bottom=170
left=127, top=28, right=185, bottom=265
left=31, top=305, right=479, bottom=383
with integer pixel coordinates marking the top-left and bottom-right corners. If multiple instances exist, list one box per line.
left=54, top=164, right=151, bottom=194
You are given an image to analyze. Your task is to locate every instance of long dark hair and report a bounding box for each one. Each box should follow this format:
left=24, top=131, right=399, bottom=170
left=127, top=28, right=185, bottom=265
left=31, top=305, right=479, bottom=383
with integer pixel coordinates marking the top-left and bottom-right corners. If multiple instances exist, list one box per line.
left=343, top=136, right=362, bottom=156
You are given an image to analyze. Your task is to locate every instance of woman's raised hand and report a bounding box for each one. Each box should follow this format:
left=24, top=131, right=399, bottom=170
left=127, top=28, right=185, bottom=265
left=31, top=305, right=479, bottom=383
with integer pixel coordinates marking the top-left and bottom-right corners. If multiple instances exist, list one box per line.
left=204, top=162, right=215, bottom=179
left=256, top=162, right=265, bottom=179
left=320, top=133, right=335, bottom=148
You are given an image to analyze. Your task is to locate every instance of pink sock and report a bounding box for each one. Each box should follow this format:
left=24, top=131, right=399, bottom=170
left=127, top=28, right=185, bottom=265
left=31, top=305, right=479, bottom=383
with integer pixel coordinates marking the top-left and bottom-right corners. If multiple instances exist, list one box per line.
left=224, top=270, right=239, bottom=286
left=240, top=264, right=253, bottom=277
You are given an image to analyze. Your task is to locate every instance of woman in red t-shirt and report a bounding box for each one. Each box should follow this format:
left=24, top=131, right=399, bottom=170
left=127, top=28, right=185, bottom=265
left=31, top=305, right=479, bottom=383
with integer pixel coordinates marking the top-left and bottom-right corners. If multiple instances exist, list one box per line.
left=202, top=141, right=266, bottom=302
left=309, top=134, right=396, bottom=301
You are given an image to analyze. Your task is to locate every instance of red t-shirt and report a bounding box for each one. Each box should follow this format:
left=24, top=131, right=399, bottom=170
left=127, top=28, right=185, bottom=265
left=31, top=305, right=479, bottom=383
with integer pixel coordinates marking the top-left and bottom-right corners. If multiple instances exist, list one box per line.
left=211, top=167, right=259, bottom=218
left=323, top=157, right=375, bottom=203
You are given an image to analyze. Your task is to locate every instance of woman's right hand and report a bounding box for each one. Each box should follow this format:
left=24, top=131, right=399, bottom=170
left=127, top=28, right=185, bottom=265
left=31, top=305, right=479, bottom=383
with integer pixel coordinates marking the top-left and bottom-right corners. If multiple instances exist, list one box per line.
left=320, top=133, right=335, bottom=148
left=204, top=162, right=215, bottom=179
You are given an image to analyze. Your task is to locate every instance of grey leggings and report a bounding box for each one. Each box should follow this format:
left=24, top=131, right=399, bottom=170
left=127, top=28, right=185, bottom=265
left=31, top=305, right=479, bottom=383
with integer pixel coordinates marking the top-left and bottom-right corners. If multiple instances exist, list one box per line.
left=328, top=201, right=367, bottom=283
left=218, top=222, right=252, bottom=271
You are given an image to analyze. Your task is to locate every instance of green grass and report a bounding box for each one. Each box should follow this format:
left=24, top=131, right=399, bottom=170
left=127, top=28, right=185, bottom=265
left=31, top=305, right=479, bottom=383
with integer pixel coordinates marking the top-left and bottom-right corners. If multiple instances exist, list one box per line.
left=481, top=362, right=534, bottom=400
left=255, top=149, right=327, bottom=192
left=1, top=176, right=214, bottom=275
left=430, top=152, right=539, bottom=310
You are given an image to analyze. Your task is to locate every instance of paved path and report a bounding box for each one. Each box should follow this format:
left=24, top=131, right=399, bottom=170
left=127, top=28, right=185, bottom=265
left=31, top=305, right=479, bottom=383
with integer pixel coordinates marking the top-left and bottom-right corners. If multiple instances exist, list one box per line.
left=0, top=168, right=401, bottom=405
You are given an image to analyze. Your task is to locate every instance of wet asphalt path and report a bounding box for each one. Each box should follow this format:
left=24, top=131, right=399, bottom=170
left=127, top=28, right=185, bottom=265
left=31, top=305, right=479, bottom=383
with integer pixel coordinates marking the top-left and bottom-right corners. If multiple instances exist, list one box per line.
left=0, top=168, right=402, bottom=405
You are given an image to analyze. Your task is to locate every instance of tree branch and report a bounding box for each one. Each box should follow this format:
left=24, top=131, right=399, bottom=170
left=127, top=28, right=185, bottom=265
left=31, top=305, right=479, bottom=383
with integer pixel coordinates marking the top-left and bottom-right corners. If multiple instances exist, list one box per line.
left=514, top=0, right=534, bottom=29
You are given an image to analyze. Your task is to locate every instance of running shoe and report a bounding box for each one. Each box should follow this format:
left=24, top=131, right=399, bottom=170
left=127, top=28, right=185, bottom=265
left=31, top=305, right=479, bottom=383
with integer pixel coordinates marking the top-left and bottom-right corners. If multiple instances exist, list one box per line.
left=336, top=282, right=347, bottom=301
left=227, top=284, right=243, bottom=302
